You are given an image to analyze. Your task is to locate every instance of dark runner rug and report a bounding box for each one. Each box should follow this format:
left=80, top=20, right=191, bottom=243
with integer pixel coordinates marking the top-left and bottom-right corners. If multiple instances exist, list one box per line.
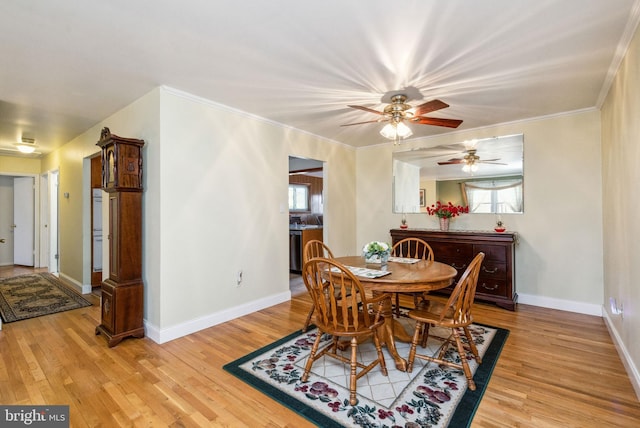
left=0, top=273, right=92, bottom=323
left=224, top=317, right=509, bottom=427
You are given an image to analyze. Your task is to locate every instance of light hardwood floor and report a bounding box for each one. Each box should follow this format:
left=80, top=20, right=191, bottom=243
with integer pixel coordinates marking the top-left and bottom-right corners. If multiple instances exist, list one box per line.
left=1, top=267, right=639, bottom=427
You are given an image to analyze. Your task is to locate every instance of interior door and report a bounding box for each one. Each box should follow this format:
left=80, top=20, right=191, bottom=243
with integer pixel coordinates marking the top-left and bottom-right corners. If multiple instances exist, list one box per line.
left=13, top=176, right=35, bottom=266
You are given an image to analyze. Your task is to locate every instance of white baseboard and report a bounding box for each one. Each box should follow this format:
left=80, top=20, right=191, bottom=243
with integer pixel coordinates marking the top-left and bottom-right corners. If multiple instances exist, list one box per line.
left=517, top=293, right=603, bottom=316
left=144, top=290, right=292, bottom=344
left=58, top=272, right=92, bottom=295
left=603, top=310, right=640, bottom=401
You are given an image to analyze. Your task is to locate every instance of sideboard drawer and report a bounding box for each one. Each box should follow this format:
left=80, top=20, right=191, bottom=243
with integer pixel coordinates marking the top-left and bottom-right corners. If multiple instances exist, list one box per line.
left=480, top=262, right=507, bottom=279
left=477, top=279, right=508, bottom=297
left=430, top=241, right=473, bottom=261
left=473, top=244, right=507, bottom=262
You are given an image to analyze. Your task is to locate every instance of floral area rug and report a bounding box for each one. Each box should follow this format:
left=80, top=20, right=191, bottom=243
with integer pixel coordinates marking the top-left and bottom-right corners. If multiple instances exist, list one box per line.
left=224, top=315, right=509, bottom=427
left=0, top=273, right=92, bottom=323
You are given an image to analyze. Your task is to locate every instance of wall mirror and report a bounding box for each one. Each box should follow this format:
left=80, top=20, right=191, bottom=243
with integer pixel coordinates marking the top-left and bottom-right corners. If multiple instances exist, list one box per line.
left=393, top=134, right=524, bottom=214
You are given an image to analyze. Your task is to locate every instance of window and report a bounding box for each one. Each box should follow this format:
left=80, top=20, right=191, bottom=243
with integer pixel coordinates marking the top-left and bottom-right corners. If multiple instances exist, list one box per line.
left=462, top=178, right=523, bottom=213
left=289, top=184, right=310, bottom=212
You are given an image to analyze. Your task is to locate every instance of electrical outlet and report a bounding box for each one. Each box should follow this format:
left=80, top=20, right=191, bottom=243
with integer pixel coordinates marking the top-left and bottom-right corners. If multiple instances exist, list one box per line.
left=236, top=270, right=243, bottom=286
left=609, top=297, right=623, bottom=317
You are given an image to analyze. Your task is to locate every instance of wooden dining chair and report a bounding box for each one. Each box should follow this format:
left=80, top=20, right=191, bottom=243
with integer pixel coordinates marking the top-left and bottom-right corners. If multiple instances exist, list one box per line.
left=301, top=257, right=390, bottom=405
left=406, top=252, right=485, bottom=390
left=391, top=238, right=434, bottom=317
left=301, top=240, right=334, bottom=332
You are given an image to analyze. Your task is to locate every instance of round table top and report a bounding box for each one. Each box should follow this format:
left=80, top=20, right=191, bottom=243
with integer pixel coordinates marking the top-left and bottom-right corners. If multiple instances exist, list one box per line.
left=334, top=256, right=457, bottom=293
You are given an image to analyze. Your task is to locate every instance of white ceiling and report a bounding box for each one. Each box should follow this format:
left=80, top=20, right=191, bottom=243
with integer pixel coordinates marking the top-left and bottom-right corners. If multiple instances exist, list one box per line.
left=1, top=1, right=639, bottom=157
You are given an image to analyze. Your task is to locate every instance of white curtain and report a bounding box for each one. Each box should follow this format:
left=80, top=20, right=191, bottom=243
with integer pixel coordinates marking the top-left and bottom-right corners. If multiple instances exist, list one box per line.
left=461, top=179, right=523, bottom=213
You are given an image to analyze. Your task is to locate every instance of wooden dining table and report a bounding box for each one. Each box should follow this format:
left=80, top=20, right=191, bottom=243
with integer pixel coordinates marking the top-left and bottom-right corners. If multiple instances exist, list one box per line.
left=334, top=256, right=458, bottom=371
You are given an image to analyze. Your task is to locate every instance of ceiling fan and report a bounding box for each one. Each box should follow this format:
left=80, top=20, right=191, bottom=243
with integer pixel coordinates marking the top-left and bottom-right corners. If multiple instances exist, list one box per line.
left=437, top=148, right=506, bottom=172
left=341, top=94, right=463, bottom=142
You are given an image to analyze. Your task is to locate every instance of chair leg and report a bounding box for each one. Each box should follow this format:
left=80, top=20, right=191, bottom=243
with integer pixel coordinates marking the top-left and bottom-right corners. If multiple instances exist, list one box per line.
left=394, top=293, right=401, bottom=317
left=463, top=326, right=482, bottom=364
left=349, top=337, right=359, bottom=406
left=372, top=331, right=388, bottom=376
left=301, top=331, right=324, bottom=382
left=452, top=328, right=476, bottom=390
left=407, top=320, right=424, bottom=373
left=420, top=323, right=430, bottom=348
left=302, top=303, right=315, bottom=332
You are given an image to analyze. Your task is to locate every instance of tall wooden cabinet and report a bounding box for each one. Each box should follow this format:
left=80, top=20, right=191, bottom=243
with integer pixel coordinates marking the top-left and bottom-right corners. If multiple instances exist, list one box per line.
left=95, top=128, right=145, bottom=347
left=390, top=229, right=518, bottom=310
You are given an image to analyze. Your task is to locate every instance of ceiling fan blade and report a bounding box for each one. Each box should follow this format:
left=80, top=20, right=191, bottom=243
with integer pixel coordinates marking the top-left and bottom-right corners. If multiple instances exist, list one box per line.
left=412, top=116, right=463, bottom=128
left=347, top=105, right=385, bottom=115
left=340, top=118, right=388, bottom=126
left=478, top=161, right=508, bottom=165
left=437, top=159, right=464, bottom=165
left=413, top=99, right=449, bottom=116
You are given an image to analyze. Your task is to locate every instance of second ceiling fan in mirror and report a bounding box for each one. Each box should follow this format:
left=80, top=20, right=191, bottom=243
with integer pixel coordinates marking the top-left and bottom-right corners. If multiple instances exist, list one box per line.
left=341, top=94, right=463, bottom=143
left=437, top=148, right=506, bottom=173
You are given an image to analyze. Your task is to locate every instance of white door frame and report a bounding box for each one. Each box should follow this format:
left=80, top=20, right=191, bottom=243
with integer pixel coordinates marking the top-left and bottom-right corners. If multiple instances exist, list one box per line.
left=47, top=170, right=59, bottom=274
left=39, top=173, right=49, bottom=268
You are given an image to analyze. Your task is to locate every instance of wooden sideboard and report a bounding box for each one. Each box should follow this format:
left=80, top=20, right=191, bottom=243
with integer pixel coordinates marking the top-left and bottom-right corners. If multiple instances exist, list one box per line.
left=390, top=229, right=517, bottom=310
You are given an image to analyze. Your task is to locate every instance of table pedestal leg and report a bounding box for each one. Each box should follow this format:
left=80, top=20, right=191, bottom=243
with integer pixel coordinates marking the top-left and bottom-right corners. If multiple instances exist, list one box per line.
left=376, top=294, right=408, bottom=372
left=391, top=317, right=414, bottom=343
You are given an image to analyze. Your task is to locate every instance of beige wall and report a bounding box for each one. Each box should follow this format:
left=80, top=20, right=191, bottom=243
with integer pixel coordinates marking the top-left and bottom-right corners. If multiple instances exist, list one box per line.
left=356, top=110, right=603, bottom=311
left=0, top=156, right=41, bottom=174
left=156, top=88, right=356, bottom=333
left=601, top=19, right=640, bottom=395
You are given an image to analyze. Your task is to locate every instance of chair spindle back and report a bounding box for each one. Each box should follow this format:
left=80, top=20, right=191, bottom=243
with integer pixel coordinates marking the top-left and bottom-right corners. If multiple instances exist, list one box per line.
left=391, top=237, right=434, bottom=261
left=441, top=252, right=485, bottom=325
left=302, top=257, right=379, bottom=333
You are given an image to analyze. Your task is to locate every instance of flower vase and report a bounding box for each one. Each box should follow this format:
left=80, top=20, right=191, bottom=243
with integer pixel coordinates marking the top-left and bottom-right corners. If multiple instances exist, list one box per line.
left=439, top=217, right=450, bottom=231
left=380, top=252, right=389, bottom=268
left=365, top=252, right=390, bottom=267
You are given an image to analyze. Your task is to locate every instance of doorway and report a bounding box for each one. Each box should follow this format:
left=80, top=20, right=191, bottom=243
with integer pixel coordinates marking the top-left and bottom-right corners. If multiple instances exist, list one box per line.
left=90, top=155, right=102, bottom=287
left=288, top=156, right=325, bottom=295
left=0, top=174, right=39, bottom=268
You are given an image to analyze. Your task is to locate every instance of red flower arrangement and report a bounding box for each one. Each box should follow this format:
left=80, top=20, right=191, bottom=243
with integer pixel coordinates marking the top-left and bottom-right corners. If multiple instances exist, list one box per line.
left=426, top=201, right=469, bottom=218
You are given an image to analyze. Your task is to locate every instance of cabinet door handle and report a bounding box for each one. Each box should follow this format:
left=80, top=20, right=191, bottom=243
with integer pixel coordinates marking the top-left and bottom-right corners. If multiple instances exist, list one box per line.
left=481, top=282, right=499, bottom=291
left=482, top=266, right=498, bottom=274
left=451, top=263, right=467, bottom=270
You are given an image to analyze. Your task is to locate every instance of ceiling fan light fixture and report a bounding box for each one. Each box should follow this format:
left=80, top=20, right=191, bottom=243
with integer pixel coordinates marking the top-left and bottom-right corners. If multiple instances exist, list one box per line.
left=379, top=121, right=413, bottom=140
left=396, top=121, right=413, bottom=138
left=462, top=162, right=478, bottom=173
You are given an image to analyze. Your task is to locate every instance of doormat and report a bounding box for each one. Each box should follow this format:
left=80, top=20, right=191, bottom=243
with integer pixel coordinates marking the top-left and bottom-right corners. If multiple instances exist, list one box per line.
left=224, top=320, right=508, bottom=427
left=0, top=273, right=92, bottom=323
